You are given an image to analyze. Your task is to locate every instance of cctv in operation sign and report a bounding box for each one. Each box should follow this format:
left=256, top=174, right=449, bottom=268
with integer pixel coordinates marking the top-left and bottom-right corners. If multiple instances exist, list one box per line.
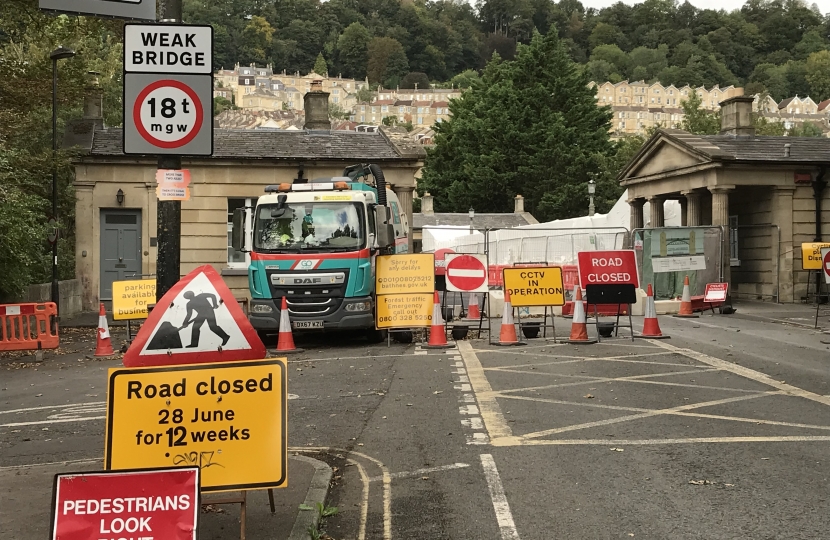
left=105, top=359, right=287, bottom=492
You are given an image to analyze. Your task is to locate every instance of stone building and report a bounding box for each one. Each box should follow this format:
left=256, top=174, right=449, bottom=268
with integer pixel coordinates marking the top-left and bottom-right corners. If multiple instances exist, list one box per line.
left=70, top=85, right=424, bottom=310
left=619, top=96, right=830, bottom=303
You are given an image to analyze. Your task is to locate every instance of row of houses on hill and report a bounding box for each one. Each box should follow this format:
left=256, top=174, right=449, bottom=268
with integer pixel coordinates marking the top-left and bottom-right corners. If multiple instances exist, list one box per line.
left=593, top=80, right=830, bottom=137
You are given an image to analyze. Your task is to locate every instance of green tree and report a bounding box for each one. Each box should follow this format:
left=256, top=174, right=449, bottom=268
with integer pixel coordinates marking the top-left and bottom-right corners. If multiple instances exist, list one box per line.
left=788, top=122, right=824, bottom=137
left=450, top=69, right=480, bottom=89
left=213, top=96, right=236, bottom=116
left=400, top=72, right=431, bottom=89
left=355, top=86, right=373, bottom=102
left=366, top=37, right=409, bottom=87
left=336, top=23, right=370, bottom=79
left=419, top=31, right=614, bottom=221
left=240, top=16, right=274, bottom=65
left=806, top=51, right=830, bottom=102
left=753, top=116, right=786, bottom=136
left=680, top=91, right=720, bottom=135
left=313, top=52, right=328, bottom=76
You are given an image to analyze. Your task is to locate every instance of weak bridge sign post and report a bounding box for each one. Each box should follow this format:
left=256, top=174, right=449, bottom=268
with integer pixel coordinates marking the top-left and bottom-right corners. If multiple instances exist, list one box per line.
left=375, top=254, right=434, bottom=329
left=105, top=359, right=287, bottom=492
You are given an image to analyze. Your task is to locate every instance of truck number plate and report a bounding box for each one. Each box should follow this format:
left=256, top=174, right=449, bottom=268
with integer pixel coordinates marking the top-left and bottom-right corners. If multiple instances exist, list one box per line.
left=292, top=321, right=324, bottom=329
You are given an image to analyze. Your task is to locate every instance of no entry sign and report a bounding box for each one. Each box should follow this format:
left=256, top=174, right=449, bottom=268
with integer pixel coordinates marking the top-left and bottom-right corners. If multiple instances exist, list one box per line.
left=445, top=254, right=489, bottom=292
left=51, top=467, right=199, bottom=540
left=822, top=247, right=830, bottom=284
left=577, top=250, right=639, bottom=289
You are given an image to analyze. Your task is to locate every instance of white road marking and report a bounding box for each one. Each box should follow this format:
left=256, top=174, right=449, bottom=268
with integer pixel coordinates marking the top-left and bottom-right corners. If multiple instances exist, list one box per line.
left=1, top=416, right=105, bottom=428
left=460, top=405, right=480, bottom=415
left=457, top=375, right=470, bottom=383
left=652, top=340, right=830, bottom=407
left=0, top=401, right=105, bottom=415
left=458, top=342, right=513, bottom=440
left=480, top=454, right=520, bottom=539
left=468, top=432, right=490, bottom=445
left=367, top=462, right=469, bottom=482
left=503, top=436, right=830, bottom=446
left=462, top=418, right=485, bottom=430
left=454, top=384, right=472, bottom=391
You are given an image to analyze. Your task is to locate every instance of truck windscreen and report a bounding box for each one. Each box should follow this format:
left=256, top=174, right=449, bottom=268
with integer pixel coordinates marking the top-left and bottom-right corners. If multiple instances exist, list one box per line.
left=254, top=202, right=365, bottom=252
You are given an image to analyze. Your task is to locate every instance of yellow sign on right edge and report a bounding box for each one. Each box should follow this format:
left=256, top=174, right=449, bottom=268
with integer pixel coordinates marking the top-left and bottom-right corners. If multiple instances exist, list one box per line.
left=503, top=267, right=565, bottom=307
left=801, top=243, right=830, bottom=270
left=112, top=279, right=156, bottom=320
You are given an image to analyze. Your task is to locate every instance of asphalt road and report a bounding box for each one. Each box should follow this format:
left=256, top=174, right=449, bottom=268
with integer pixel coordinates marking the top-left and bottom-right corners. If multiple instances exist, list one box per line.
left=4, top=302, right=830, bottom=539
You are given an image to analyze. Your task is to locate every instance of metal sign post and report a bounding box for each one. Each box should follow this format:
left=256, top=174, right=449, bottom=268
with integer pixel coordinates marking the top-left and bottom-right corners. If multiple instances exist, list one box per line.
left=121, top=4, right=214, bottom=300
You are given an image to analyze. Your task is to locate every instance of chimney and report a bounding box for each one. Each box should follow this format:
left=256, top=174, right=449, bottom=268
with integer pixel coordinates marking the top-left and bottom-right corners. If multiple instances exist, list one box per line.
left=83, top=71, right=103, bottom=121
left=514, top=194, right=525, bottom=214
left=303, top=79, right=330, bottom=130
left=421, top=192, right=434, bottom=214
left=719, top=96, right=755, bottom=137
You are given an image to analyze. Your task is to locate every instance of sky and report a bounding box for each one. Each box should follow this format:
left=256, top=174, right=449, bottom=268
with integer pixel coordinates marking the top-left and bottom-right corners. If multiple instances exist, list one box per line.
left=580, top=0, right=830, bottom=12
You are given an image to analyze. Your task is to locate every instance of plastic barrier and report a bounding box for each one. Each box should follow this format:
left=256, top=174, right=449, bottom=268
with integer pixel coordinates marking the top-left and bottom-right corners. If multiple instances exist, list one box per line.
left=0, top=303, right=59, bottom=351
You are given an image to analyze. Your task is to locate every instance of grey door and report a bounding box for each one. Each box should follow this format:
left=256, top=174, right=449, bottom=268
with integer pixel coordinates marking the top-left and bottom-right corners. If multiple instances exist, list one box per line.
left=100, top=210, right=142, bottom=305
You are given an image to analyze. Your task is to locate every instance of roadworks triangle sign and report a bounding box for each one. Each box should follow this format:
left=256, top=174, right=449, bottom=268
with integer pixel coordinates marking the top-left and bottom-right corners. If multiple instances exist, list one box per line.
left=123, top=265, right=266, bottom=367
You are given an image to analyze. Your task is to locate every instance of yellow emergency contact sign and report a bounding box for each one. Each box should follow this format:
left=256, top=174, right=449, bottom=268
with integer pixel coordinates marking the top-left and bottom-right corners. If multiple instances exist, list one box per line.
left=801, top=242, right=830, bottom=270
left=112, top=279, right=156, bottom=320
left=502, top=267, right=565, bottom=307
left=105, top=359, right=287, bottom=492
left=376, top=254, right=434, bottom=294
left=376, top=293, right=433, bottom=329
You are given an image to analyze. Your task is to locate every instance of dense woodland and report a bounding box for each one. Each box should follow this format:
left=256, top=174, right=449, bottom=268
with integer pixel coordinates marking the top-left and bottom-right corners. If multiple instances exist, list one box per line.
left=185, top=0, right=830, bottom=100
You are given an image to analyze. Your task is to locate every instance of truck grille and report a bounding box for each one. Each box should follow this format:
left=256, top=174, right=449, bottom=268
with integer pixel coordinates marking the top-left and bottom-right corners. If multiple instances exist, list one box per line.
left=266, top=269, right=350, bottom=317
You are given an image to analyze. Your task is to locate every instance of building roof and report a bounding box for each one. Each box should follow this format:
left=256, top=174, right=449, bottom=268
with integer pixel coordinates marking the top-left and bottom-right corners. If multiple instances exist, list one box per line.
left=819, top=99, right=830, bottom=112
left=81, top=128, right=425, bottom=161
left=413, top=213, right=536, bottom=229
left=778, top=97, right=796, bottom=109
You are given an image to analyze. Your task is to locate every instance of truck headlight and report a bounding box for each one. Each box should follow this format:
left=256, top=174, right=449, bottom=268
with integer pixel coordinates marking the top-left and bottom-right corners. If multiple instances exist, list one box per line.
left=251, top=303, right=274, bottom=314
left=345, top=300, right=372, bottom=312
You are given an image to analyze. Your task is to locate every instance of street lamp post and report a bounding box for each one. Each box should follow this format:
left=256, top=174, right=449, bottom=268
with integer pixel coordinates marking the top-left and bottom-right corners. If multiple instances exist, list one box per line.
left=588, top=178, right=596, bottom=217
left=469, top=207, right=475, bottom=234
left=50, top=46, right=75, bottom=323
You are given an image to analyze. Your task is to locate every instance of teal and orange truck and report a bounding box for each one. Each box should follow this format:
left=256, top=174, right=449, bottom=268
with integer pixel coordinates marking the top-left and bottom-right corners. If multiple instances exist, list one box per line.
left=231, top=164, right=409, bottom=342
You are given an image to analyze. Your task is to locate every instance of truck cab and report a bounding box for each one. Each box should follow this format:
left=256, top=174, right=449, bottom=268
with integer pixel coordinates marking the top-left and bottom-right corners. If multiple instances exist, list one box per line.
left=232, top=165, right=408, bottom=340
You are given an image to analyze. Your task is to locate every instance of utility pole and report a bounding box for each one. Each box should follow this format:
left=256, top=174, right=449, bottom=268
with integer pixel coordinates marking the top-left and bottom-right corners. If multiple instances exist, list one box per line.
left=155, top=0, right=183, bottom=302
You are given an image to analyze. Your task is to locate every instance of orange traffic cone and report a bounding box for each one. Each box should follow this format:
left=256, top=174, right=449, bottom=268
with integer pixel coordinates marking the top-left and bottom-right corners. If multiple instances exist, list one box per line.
left=566, top=286, right=596, bottom=344
left=638, top=284, right=669, bottom=339
left=276, top=297, right=304, bottom=353
left=495, top=289, right=524, bottom=346
left=674, top=275, right=699, bottom=318
left=426, top=291, right=452, bottom=348
left=466, top=293, right=482, bottom=320
left=94, top=303, right=114, bottom=357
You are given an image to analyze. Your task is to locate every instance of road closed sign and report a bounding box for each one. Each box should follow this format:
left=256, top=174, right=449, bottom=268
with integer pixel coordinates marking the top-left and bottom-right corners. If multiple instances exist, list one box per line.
left=105, top=359, right=287, bottom=492
left=577, top=250, right=639, bottom=289
left=502, top=267, right=565, bottom=307
left=51, top=468, right=199, bottom=540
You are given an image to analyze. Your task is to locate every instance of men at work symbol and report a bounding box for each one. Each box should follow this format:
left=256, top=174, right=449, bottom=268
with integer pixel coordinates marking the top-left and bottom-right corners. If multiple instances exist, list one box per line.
left=180, top=291, right=230, bottom=347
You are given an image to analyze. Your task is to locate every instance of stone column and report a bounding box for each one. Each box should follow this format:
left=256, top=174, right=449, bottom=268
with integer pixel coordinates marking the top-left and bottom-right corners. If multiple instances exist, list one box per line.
left=710, top=186, right=734, bottom=289
left=392, top=185, right=415, bottom=253
left=682, top=190, right=701, bottom=226
left=628, top=198, right=645, bottom=231
left=772, top=186, right=796, bottom=302
left=648, top=197, right=665, bottom=228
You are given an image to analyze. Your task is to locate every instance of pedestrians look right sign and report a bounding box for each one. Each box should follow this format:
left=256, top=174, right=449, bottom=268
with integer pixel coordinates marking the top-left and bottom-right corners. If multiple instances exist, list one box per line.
left=123, top=24, right=213, bottom=155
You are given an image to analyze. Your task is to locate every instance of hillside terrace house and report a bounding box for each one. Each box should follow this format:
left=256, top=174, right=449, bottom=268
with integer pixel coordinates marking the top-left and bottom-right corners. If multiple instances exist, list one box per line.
left=67, top=81, right=425, bottom=311
left=619, top=96, right=830, bottom=303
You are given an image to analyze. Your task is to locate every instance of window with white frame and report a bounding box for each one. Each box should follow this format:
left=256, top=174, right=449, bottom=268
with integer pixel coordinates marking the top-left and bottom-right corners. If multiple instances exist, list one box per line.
left=228, top=198, right=253, bottom=268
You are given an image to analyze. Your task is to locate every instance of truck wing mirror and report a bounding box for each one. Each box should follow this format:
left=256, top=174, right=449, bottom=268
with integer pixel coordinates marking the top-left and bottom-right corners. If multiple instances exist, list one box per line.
left=232, top=208, right=247, bottom=252
left=270, top=194, right=288, bottom=218
left=373, top=205, right=395, bottom=250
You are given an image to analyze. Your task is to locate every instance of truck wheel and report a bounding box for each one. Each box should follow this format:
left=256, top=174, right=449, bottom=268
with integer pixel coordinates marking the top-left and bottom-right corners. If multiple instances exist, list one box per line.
left=365, top=329, right=387, bottom=343
left=392, top=331, right=413, bottom=344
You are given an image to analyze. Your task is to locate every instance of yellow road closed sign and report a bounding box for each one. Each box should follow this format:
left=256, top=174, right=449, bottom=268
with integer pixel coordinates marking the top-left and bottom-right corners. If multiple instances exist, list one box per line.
left=376, top=293, right=433, bottom=328
left=376, top=254, right=434, bottom=295
left=105, top=359, right=287, bottom=492
left=112, top=279, right=156, bottom=320
left=801, top=243, right=830, bottom=270
left=503, top=267, right=565, bottom=307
